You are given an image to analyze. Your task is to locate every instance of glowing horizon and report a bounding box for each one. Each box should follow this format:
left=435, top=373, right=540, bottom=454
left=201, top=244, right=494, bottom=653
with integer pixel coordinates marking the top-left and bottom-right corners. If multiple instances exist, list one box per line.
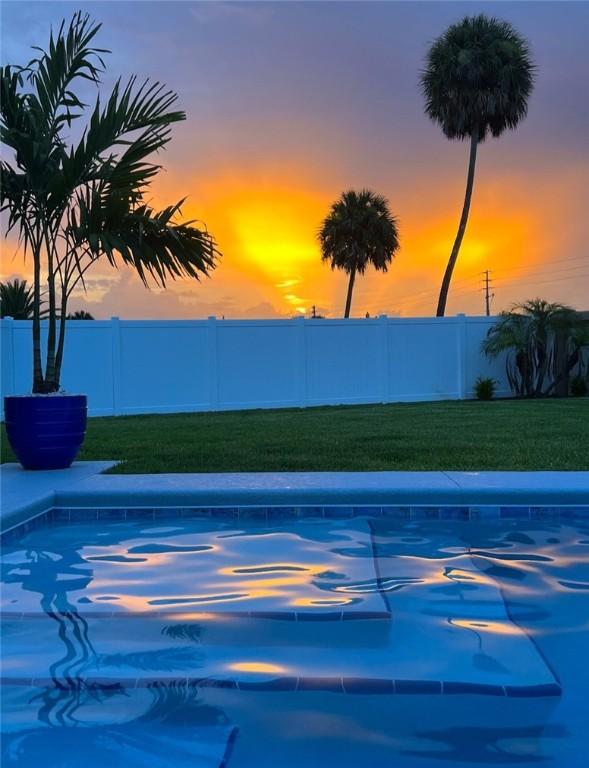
left=1, top=1, right=587, bottom=319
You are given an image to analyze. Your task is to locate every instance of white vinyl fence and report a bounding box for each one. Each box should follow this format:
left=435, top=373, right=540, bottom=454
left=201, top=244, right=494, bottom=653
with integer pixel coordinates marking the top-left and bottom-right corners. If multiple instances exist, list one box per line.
left=0, top=315, right=509, bottom=417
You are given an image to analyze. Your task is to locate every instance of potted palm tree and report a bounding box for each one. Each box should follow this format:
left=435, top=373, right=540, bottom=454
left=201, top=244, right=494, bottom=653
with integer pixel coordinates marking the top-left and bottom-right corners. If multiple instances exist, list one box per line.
left=1, top=13, right=219, bottom=470
left=318, top=190, right=400, bottom=318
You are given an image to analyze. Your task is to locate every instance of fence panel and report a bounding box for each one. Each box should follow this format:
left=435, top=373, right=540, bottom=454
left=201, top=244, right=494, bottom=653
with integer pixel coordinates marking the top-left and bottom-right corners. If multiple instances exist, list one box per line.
left=0, top=316, right=507, bottom=417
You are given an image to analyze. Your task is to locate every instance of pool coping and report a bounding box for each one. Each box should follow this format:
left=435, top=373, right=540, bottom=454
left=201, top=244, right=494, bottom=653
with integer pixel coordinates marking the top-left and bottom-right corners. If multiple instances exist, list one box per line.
left=1, top=464, right=588, bottom=531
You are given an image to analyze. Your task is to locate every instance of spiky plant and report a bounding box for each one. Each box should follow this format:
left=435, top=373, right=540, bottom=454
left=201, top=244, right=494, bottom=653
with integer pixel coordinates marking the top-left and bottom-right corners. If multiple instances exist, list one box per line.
left=421, top=15, right=535, bottom=316
left=0, top=278, right=35, bottom=319
left=318, top=189, right=400, bottom=318
left=1, top=12, right=220, bottom=393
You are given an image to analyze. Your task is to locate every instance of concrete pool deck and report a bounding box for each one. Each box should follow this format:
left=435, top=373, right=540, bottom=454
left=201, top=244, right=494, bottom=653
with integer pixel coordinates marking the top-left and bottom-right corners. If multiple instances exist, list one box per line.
left=1, top=462, right=588, bottom=530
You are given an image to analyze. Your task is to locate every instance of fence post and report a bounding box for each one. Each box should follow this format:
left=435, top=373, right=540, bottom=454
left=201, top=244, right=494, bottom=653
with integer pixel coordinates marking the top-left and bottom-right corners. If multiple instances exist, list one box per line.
left=1, top=318, right=15, bottom=419
left=378, top=314, right=388, bottom=403
left=295, top=315, right=307, bottom=407
left=207, top=316, right=218, bottom=410
left=111, top=316, right=122, bottom=416
left=456, top=313, right=467, bottom=400
left=5, top=317, right=15, bottom=395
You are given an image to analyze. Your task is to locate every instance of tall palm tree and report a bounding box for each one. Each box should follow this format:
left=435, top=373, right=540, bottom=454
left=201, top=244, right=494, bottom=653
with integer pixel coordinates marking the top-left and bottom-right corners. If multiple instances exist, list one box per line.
left=482, top=299, right=588, bottom=397
left=421, top=15, right=535, bottom=317
left=0, top=278, right=35, bottom=319
left=318, top=190, right=400, bottom=318
left=1, top=12, right=220, bottom=393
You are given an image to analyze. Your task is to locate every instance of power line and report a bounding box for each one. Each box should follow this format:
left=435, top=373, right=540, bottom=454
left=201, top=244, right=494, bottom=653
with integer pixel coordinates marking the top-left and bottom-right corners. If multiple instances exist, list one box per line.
left=400, top=257, right=588, bottom=304
left=393, top=258, right=589, bottom=314
left=395, top=285, right=482, bottom=311
left=392, top=274, right=483, bottom=307
left=398, top=272, right=588, bottom=314
left=495, top=271, right=589, bottom=291
left=496, top=255, right=588, bottom=276
left=493, top=263, right=589, bottom=283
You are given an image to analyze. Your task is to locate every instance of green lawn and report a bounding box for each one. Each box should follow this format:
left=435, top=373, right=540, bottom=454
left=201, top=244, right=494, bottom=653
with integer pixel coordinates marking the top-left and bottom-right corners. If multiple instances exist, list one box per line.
left=2, top=399, right=588, bottom=472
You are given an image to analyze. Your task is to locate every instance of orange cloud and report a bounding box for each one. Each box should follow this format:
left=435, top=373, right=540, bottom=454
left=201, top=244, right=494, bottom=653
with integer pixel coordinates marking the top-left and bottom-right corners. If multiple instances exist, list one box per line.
left=2, top=161, right=587, bottom=319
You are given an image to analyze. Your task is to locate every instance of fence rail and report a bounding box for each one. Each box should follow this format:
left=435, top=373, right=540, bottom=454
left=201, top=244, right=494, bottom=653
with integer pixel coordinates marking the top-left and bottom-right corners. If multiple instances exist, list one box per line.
left=0, top=315, right=508, bottom=418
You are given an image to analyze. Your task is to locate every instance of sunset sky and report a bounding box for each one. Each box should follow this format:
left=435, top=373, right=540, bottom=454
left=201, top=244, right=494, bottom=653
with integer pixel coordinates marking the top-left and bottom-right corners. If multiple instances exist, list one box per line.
left=1, top=1, right=588, bottom=319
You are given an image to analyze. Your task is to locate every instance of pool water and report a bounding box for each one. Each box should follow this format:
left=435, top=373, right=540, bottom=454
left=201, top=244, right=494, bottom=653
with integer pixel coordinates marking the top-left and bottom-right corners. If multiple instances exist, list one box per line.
left=1, top=513, right=588, bottom=767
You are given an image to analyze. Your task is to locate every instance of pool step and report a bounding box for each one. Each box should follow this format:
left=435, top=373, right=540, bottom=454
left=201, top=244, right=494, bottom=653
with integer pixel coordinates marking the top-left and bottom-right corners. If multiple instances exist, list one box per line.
left=0, top=608, right=560, bottom=699
left=1, top=609, right=393, bottom=658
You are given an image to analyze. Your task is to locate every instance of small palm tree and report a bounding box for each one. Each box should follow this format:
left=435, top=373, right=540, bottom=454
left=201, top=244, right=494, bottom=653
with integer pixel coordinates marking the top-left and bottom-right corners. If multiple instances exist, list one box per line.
left=0, top=278, right=35, bottom=319
left=66, top=310, right=94, bottom=320
left=318, top=190, right=400, bottom=318
left=421, top=15, right=535, bottom=316
left=482, top=299, right=588, bottom=397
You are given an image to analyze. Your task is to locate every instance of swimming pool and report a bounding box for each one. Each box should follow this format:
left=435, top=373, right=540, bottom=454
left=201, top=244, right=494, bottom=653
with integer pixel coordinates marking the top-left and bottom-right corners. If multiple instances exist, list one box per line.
left=1, top=504, right=588, bottom=767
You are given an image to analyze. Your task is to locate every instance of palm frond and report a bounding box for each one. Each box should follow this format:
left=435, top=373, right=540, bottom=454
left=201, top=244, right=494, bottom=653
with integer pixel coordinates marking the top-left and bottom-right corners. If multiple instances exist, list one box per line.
left=68, top=194, right=219, bottom=288
left=25, top=11, right=106, bottom=137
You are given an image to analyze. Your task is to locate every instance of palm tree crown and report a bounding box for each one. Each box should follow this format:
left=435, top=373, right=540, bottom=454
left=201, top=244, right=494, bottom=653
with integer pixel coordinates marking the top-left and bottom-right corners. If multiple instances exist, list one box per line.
left=421, top=14, right=535, bottom=142
left=67, top=310, right=94, bottom=320
left=0, top=278, right=35, bottom=319
left=318, top=190, right=400, bottom=318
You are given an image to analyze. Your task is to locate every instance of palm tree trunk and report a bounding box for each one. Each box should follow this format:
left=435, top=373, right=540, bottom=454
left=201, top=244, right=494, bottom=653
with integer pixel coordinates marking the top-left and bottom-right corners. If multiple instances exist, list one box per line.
left=545, top=346, right=579, bottom=396
left=54, top=290, right=69, bottom=389
left=44, top=230, right=58, bottom=392
left=535, top=344, right=548, bottom=397
left=32, top=241, right=44, bottom=394
left=344, top=266, right=356, bottom=318
left=436, top=128, right=479, bottom=317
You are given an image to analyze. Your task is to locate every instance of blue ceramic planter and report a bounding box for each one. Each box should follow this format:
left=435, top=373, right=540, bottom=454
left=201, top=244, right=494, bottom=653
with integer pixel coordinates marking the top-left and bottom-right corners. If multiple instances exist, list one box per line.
left=4, top=394, right=87, bottom=470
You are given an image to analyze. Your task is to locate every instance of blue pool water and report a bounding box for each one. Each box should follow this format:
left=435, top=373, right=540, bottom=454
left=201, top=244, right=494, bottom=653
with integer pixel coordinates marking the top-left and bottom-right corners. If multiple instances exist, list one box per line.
left=1, top=510, right=588, bottom=767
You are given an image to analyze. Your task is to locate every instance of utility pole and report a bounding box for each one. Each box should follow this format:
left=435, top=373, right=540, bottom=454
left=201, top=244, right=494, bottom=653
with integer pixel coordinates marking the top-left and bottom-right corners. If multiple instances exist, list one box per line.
left=482, top=270, right=494, bottom=316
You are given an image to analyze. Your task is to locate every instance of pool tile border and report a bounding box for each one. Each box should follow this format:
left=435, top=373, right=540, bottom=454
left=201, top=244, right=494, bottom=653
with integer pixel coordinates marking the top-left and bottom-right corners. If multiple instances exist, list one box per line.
left=0, top=675, right=562, bottom=698
left=0, top=608, right=392, bottom=622
left=2, top=503, right=588, bottom=542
